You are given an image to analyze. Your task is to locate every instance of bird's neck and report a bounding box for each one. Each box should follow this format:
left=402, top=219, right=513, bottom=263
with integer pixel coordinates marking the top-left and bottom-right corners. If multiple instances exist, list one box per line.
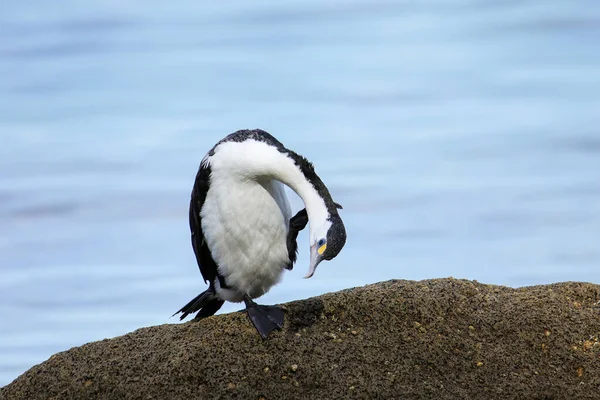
left=212, top=140, right=331, bottom=225
left=277, top=166, right=329, bottom=225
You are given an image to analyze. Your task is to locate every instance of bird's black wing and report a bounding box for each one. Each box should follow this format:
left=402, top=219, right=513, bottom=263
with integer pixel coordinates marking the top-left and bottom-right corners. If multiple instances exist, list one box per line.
left=189, top=162, right=219, bottom=284
left=285, top=208, right=309, bottom=270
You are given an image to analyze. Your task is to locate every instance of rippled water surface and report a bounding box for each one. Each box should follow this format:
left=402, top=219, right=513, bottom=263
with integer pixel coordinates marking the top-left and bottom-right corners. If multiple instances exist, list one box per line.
left=1, top=0, right=599, bottom=386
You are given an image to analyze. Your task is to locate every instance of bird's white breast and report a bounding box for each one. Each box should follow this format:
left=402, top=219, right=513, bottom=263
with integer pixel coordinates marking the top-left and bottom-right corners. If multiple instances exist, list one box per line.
left=201, top=149, right=293, bottom=302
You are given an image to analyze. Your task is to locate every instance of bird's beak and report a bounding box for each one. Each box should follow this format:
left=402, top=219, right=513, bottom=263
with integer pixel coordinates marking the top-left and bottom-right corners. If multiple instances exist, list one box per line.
left=304, top=243, right=323, bottom=279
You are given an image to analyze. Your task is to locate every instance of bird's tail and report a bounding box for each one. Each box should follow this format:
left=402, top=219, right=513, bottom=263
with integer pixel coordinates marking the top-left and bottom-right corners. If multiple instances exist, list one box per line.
left=173, top=289, right=224, bottom=321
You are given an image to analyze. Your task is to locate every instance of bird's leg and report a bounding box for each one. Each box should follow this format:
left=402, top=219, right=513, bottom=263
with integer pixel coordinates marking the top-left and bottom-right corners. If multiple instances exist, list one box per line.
left=244, top=296, right=285, bottom=339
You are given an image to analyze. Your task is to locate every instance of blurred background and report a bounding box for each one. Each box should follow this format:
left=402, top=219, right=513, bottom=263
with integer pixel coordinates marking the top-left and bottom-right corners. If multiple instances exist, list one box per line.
left=1, top=0, right=599, bottom=386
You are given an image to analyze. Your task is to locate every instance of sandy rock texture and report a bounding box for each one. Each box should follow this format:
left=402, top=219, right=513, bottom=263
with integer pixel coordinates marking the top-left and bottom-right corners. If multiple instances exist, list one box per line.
left=2, top=278, right=600, bottom=399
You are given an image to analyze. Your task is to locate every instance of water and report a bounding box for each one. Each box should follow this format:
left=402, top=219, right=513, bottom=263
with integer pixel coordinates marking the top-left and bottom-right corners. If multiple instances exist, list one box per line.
left=1, top=0, right=599, bottom=386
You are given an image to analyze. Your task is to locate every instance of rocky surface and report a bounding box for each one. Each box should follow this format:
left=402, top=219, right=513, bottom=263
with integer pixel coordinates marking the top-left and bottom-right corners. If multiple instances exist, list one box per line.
left=2, top=278, right=600, bottom=399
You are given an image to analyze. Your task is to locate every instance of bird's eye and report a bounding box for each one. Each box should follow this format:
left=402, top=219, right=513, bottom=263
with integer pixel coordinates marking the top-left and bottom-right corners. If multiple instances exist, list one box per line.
left=317, top=238, right=326, bottom=247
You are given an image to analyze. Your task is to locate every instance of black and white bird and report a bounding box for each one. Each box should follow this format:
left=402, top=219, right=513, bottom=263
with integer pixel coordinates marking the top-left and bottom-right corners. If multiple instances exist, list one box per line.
left=174, top=129, right=346, bottom=338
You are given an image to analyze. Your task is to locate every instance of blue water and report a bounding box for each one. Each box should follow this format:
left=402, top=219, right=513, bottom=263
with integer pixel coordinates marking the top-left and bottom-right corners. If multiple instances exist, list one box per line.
left=1, top=0, right=599, bottom=386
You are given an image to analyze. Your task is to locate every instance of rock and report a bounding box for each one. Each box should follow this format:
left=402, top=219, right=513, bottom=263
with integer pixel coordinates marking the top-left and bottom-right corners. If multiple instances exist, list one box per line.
left=2, top=279, right=600, bottom=399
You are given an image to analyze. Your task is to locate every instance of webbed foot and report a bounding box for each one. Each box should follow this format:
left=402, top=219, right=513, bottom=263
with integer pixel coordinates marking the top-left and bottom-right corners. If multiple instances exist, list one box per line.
left=244, top=297, right=285, bottom=339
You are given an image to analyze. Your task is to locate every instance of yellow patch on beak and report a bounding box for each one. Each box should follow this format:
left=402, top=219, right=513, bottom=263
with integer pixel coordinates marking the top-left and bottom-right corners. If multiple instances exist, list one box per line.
left=318, top=244, right=327, bottom=255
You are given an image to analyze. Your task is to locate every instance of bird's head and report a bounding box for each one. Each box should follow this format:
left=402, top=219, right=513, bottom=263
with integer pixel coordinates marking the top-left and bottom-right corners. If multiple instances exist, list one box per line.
left=305, top=210, right=346, bottom=279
